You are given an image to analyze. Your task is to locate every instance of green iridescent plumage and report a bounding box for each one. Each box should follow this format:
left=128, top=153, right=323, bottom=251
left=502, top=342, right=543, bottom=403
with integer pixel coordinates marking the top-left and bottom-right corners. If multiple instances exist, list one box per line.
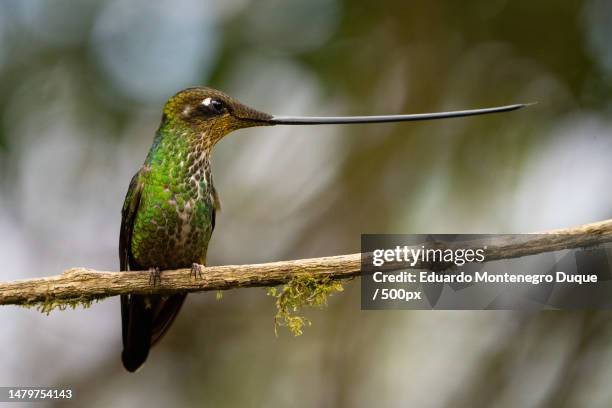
left=129, top=122, right=215, bottom=269
left=119, top=87, right=271, bottom=372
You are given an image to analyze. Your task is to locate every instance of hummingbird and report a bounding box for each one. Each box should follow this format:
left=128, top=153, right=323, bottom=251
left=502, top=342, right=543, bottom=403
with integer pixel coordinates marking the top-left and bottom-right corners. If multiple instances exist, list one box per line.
left=119, top=86, right=528, bottom=371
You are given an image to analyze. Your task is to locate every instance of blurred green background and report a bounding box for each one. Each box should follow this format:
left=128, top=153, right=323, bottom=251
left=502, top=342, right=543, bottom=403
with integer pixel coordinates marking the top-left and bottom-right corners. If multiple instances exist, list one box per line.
left=1, top=0, right=612, bottom=407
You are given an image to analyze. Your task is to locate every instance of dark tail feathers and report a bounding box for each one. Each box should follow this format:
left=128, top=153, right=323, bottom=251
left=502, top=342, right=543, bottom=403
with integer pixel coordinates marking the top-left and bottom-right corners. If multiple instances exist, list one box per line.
left=121, top=295, right=154, bottom=372
left=121, top=293, right=187, bottom=372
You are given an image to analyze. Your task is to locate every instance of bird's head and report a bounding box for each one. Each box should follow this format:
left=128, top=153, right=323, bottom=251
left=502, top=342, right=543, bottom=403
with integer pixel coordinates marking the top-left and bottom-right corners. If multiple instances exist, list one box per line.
left=160, top=86, right=530, bottom=150
left=161, top=87, right=273, bottom=148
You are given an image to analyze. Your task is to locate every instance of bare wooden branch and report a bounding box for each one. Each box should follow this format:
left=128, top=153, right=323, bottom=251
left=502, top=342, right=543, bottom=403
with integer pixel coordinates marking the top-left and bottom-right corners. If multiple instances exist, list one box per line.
left=2, top=218, right=612, bottom=307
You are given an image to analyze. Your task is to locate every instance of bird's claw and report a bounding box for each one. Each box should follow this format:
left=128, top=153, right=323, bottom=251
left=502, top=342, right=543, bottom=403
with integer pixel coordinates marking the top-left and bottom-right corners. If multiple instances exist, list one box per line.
left=148, top=267, right=161, bottom=286
left=191, top=263, right=204, bottom=279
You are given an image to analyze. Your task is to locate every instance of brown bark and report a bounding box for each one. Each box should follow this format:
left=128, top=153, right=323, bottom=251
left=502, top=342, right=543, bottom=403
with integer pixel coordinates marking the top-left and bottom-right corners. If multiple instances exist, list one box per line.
left=2, top=218, right=612, bottom=306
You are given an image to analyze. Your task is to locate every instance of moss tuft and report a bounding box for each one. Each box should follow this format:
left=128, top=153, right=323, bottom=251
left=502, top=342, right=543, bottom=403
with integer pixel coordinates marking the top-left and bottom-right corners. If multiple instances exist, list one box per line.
left=267, top=275, right=344, bottom=336
left=20, top=295, right=104, bottom=315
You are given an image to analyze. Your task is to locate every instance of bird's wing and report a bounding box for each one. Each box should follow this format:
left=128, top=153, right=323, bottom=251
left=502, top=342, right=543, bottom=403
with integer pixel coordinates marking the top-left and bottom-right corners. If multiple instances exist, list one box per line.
left=211, top=184, right=220, bottom=230
left=119, top=167, right=145, bottom=272
left=119, top=167, right=145, bottom=349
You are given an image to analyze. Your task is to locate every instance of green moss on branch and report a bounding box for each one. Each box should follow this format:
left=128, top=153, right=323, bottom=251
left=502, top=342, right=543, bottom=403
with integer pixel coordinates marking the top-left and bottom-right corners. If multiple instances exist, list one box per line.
left=267, top=274, right=344, bottom=336
left=20, top=295, right=104, bottom=315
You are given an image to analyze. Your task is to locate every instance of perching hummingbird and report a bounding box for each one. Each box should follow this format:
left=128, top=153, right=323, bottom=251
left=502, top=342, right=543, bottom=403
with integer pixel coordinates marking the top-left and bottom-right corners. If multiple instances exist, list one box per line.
left=119, top=86, right=527, bottom=371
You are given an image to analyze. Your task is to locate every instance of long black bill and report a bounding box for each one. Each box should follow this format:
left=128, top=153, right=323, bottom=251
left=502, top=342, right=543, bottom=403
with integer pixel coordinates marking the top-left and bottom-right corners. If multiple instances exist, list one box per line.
left=269, top=103, right=530, bottom=125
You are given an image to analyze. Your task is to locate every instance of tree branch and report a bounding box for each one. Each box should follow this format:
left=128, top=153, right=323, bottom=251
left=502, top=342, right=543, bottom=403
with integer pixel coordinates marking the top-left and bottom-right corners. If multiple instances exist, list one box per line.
left=2, top=218, right=612, bottom=307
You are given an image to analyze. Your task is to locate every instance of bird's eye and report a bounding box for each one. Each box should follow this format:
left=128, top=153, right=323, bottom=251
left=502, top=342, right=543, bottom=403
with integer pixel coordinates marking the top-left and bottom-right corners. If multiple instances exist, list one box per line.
left=202, top=97, right=226, bottom=115
left=211, top=99, right=224, bottom=113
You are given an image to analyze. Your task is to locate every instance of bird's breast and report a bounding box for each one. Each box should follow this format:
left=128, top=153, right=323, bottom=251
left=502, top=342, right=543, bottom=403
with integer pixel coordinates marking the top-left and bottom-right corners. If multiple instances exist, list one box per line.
left=130, top=175, right=215, bottom=270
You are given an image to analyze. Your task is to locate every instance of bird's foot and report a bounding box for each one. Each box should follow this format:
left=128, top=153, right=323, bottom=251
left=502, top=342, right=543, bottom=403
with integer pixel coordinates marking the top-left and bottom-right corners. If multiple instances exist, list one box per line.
left=148, top=267, right=161, bottom=286
left=191, top=263, right=204, bottom=279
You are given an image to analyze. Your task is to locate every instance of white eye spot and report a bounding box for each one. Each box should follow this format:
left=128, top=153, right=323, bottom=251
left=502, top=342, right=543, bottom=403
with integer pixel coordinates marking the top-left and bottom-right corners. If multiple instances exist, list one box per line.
left=202, top=97, right=212, bottom=106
